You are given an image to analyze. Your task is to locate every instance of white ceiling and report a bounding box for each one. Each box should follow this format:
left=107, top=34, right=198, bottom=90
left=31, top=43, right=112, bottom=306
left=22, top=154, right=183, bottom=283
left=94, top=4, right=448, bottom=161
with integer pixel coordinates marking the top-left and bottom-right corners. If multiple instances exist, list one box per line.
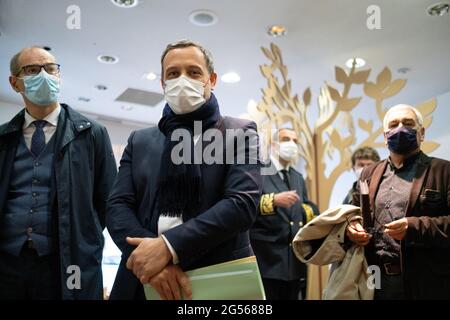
left=0, top=0, right=449, bottom=126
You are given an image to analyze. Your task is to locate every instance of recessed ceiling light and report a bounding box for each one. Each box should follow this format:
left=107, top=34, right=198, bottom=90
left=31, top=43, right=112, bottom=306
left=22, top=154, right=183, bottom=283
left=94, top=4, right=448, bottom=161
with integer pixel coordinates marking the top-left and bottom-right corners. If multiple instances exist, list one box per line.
left=97, top=55, right=119, bottom=64
left=78, top=96, right=91, bottom=102
left=42, top=46, right=52, bottom=51
left=121, top=105, right=133, bottom=111
left=143, top=72, right=158, bottom=81
left=268, top=25, right=287, bottom=37
left=189, top=10, right=219, bottom=27
left=95, top=84, right=108, bottom=91
left=111, top=0, right=139, bottom=8
left=345, top=58, right=366, bottom=69
left=397, top=67, right=411, bottom=74
left=221, top=72, right=241, bottom=84
left=427, top=3, right=449, bottom=16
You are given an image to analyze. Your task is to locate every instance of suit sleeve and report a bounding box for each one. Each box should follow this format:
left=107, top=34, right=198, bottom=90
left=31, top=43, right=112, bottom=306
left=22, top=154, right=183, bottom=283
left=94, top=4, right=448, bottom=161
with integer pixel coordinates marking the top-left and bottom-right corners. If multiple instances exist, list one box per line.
left=163, top=122, right=262, bottom=267
left=92, top=125, right=117, bottom=229
left=106, top=131, right=156, bottom=256
left=299, top=174, right=319, bottom=222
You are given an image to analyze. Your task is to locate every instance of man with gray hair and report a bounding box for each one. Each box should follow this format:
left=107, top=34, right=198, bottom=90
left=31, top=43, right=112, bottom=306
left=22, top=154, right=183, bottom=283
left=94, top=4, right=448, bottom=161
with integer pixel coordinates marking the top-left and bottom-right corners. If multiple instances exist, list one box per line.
left=250, top=128, right=318, bottom=300
left=346, top=104, right=450, bottom=299
left=0, top=46, right=117, bottom=299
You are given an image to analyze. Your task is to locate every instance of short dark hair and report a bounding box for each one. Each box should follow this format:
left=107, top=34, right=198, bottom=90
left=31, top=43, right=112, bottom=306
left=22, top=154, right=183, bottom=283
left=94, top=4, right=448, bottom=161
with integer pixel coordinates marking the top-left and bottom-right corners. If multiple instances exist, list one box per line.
left=351, top=146, right=380, bottom=166
left=160, top=39, right=214, bottom=77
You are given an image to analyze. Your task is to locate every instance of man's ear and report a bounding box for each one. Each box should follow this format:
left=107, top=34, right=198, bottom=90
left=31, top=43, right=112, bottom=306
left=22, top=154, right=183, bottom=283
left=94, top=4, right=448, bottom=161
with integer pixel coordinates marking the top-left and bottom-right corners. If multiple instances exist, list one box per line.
left=209, top=72, right=217, bottom=89
left=383, top=131, right=388, bottom=146
left=419, top=127, right=425, bottom=142
left=9, top=76, right=20, bottom=93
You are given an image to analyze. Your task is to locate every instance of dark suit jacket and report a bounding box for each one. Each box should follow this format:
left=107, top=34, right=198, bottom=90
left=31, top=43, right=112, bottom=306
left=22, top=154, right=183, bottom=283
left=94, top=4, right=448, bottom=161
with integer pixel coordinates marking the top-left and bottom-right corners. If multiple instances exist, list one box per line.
left=106, top=116, right=262, bottom=299
left=353, top=151, right=450, bottom=299
left=250, top=164, right=316, bottom=281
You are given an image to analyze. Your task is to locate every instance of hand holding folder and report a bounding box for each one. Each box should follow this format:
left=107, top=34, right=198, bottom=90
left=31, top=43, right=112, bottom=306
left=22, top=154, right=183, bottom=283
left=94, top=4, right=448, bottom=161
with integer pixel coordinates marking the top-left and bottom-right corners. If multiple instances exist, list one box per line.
left=144, top=256, right=266, bottom=300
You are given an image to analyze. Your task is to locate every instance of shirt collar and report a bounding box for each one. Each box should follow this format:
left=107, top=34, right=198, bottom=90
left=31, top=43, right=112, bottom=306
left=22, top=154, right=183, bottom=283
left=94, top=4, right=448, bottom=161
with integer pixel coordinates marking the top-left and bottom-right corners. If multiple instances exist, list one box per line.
left=387, top=150, right=421, bottom=171
left=270, top=154, right=290, bottom=172
left=23, top=104, right=61, bottom=129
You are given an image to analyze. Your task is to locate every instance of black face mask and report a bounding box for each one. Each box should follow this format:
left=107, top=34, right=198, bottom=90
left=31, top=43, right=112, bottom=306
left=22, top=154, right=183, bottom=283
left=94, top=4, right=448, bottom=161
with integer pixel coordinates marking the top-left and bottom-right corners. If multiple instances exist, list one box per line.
left=386, top=127, right=418, bottom=155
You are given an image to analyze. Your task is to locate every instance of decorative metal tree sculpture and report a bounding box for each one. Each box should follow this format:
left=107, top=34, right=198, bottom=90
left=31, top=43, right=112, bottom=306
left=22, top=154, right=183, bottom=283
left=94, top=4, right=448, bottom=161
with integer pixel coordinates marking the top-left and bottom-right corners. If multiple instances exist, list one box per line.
left=243, top=42, right=439, bottom=299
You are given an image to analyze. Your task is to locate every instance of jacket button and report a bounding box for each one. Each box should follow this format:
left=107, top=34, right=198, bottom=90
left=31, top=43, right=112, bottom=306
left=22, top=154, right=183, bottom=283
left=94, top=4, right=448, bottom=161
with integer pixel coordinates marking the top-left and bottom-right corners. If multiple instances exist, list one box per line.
left=299, top=221, right=304, bottom=227
left=290, top=221, right=294, bottom=226
left=27, top=227, right=33, bottom=234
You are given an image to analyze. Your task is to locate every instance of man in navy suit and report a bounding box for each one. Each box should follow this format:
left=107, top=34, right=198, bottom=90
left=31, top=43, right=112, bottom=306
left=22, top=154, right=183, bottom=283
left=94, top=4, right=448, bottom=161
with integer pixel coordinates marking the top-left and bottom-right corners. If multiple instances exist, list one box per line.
left=106, top=40, right=262, bottom=300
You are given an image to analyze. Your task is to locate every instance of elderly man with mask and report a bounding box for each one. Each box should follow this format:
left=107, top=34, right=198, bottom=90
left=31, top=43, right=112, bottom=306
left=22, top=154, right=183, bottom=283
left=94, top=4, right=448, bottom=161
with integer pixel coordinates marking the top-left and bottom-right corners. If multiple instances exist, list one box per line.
left=250, top=128, right=318, bottom=300
left=0, top=46, right=117, bottom=299
left=106, top=40, right=262, bottom=300
left=347, top=104, right=450, bottom=300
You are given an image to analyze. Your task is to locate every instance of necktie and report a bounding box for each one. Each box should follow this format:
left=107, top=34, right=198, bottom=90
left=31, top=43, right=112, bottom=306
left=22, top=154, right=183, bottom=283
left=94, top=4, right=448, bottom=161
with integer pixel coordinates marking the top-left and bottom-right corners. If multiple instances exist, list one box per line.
left=31, top=120, right=47, bottom=157
left=280, top=169, right=291, bottom=190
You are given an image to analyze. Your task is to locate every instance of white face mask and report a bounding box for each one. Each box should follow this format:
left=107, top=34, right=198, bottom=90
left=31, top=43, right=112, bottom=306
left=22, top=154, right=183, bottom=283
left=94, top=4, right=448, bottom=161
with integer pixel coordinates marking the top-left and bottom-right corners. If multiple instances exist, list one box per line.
left=354, top=167, right=364, bottom=180
left=164, top=75, right=206, bottom=114
left=278, top=141, right=298, bottom=161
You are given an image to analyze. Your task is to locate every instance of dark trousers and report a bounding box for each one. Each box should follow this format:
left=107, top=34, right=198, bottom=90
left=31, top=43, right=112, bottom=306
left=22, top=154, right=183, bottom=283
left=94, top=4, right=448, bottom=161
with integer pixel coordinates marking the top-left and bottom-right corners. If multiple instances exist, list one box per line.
left=262, top=278, right=305, bottom=300
left=374, top=273, right=405, bottom=300
left=0, top=244, right=60, bottom=300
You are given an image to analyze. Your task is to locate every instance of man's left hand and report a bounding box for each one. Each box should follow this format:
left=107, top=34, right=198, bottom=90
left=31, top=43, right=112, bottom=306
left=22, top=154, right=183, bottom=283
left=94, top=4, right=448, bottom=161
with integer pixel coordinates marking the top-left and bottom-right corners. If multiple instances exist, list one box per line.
left=149, top=265, right=192, bottom=300
left=384, top=218, right=408, bottom=240
left=126, top=237, right=172, bottom=284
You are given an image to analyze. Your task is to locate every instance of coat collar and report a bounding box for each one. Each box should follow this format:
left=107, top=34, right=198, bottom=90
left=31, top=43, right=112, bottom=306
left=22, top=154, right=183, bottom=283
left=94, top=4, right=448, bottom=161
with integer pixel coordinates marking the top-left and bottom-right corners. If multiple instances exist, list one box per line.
left=406, top=151, right=431, bottom=215
left=0, top=109, right=25, bottom=137
left=0, top=103, right=92, bottom=138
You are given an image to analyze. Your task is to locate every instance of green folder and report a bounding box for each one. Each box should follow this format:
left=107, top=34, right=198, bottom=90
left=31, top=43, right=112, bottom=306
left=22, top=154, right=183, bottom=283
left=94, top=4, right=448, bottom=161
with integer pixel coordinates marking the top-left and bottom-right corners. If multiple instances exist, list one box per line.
left=144, top=256, right=266, bottom=300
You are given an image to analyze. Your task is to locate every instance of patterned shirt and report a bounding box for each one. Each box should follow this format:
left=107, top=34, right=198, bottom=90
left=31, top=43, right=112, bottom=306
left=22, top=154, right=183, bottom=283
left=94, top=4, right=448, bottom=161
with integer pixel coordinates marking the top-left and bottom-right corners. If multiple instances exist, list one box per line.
left=371, top=152, right=420, bottom=264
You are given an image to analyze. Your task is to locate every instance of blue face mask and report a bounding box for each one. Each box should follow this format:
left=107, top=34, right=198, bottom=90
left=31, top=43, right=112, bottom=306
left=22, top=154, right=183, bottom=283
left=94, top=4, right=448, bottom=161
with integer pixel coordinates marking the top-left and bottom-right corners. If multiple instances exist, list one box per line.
left=19, top=70, right=60, bottom=106
left=386, top=126, right=418, bottom=155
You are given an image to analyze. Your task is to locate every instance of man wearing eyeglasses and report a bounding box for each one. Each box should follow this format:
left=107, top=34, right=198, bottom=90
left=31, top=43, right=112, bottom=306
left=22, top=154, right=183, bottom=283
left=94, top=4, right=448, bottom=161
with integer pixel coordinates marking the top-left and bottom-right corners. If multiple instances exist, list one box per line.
left=0, top=46, right=117, bottom=299
left=347, top=104, right=450, bottom=300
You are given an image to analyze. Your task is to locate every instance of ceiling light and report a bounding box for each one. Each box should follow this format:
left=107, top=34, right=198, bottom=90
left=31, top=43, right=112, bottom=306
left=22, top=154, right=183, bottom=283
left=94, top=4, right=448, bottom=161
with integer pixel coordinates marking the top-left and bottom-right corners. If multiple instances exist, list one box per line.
left=121, top=105, right=133, bottom=111
left=143, top=72, right=158, bottom=81
left=397, top=67, right=411, bottom=74
left=95, top=84, right=108, bottom=91
left=97, top=55, right=119, bottom=64
left=42, top=46, right=52, bottom=51
left=427, top=3, right=450, bottom=16
left=111, top=0, right=139, bottom=8
left=268, top=25, right=287, bottom=37
left=221, top=72, right=240, bottom=84
left=78, top=97, right=91, bottom=102
left=189, top=10, right=219, bottom=27
left=345, top=58, right=366, bottom=69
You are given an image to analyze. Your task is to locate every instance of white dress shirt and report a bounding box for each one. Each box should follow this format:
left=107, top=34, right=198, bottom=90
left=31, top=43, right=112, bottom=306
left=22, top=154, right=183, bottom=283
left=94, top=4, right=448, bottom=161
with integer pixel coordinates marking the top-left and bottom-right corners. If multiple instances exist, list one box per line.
left=270, top=154, right=290, bottom=181
left=22, top=105, right=61, bottom=150
left=159, top=133, right=202, bottom=264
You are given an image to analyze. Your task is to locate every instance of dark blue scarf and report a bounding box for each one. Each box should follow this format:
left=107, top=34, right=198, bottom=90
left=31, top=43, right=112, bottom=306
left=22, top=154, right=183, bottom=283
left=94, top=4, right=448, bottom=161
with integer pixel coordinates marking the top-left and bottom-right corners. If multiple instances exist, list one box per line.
left=157, top=93, right=221, bottom=219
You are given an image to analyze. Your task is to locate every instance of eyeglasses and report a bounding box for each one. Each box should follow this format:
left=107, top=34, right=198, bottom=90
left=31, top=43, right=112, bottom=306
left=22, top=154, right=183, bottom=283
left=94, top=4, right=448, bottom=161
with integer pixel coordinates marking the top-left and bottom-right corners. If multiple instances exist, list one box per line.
left=17, top=63, right=61, bottom=76
left=347, top=209, right=397, bottom=238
